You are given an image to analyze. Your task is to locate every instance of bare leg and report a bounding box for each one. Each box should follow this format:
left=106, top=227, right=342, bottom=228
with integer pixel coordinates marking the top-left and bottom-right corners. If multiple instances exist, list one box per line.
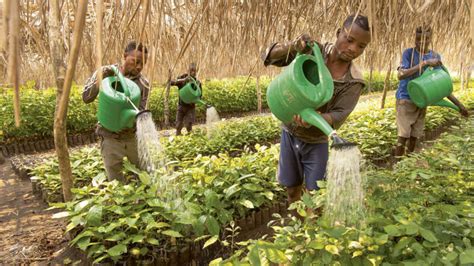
left=394, top=136, right=408, bottom=157
left=407, top=136, right=417, bottom=154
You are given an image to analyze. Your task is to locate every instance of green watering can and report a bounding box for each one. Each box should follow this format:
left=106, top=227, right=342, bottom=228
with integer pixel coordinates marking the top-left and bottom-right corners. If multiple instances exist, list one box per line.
left=97, top=66, right=145, bottom=132
left=267, top=43, right=353, bottom=148
left=408, top=66, right=459, bottom=111
left=179, top=77, right=207, bottom=106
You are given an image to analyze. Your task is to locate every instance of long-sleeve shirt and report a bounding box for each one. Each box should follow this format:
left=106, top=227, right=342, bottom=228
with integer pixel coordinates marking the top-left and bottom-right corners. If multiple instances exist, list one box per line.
left=170, top=73, right=202, bottom=108
left=83, top=64, right=151, bottom=138
left=262, top=42, right=366, bottom=143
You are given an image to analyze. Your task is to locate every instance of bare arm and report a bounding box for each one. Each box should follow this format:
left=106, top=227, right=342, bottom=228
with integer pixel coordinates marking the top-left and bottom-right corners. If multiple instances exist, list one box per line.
left=83, top=70, right=101, bottom=103
left=448, top=94, right=469, bottom=117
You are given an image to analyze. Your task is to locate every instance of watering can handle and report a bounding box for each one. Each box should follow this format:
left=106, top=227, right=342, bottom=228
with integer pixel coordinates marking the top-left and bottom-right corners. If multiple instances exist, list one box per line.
left=110, top=65, right=131, bottom=97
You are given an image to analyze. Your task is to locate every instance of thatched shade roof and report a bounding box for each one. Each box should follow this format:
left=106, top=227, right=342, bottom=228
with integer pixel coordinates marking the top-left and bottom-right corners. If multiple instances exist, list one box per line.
left=0, top=0, right=472, bottom=86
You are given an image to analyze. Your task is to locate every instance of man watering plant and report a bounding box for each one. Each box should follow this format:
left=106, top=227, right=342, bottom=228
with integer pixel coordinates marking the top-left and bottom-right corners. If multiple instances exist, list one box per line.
left=262, top=15, right=371, bottom=206
left=82, top=41, right=150, bottom=182
left=169, top=63, right=202, bottom=135
left=394, top=26, right=468, bottom=157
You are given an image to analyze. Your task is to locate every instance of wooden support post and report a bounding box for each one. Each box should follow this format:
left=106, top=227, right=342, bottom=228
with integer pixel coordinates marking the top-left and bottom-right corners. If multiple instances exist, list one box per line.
left=257, top=76, right=262, bottom=113
left=380, top=66, right=392, bottom=109
left=7, top=0, right=20, bottom=127
left=164, top=69, right=171, bottom=127
left=53, top=0, right=88, bottom=201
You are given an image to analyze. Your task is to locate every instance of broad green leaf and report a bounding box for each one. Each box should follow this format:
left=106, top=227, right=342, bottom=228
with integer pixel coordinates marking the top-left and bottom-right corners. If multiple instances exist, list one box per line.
left=206, top=216, right=220, bottom=236
left=146, top=238, right=159, bottom=245
left=162, top=230, right=183, bottom=238
left=243, top=183, right=262, bottom=191
left=138, top=172, right=151, bottom=185
left=308, top=239, right=325, bottom=249
left=76, top=237, right=91, bottom=251
left=404, top=222, right=418, bottom=235
left=86, top=205, right=103, bottom=226
left=203, top=235, right=219, bottom=248
left=52, top=211, right=70, bottom=219
left=74, top=200, right=90, bottom=212
left=384, top=224, right=401, bottom=236
left=265, top=248, right=287, bottom=263
left=325, top=244, right=339, bottom=255
left=248, top=244, right=262, bottom=266
left=107, top=244, right=127, bottom=257
left=460, top=248, right=474, bottom=265
left=131, top=234, right=145, bottom=243
left=353, top=251, right=363, bottom=258
left=106, top=232, right=126, bottom=242
left=239, top=200, right=254, bottom=209
left=419, top=227, right=438, bottom=242
left=209, top=258, right=223, bottom=266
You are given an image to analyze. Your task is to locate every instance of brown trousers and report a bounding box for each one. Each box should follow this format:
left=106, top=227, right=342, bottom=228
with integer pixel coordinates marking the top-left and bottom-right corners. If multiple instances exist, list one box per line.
left=100, top=136, right=139, bottom=182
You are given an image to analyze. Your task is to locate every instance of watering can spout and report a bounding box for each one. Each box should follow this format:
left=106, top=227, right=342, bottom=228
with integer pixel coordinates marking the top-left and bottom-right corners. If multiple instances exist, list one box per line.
left=299, top=108, right=333, bottom=136
left=434, top=99, right=460, bottom=112
left=330, top=132, right=357, bottom=150
left=197, top=99, right=207, bottom=106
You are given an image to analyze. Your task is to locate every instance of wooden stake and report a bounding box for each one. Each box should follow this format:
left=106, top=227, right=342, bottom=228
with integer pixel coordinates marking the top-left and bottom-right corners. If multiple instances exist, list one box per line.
left=381, top=65, right=392, bottom=109
left=53, top=0, right=88, bottom=202
left=7, top=0, right=20, bottom=127
left=164, top=69, right=172, bottom=127
left=256, top=76, right=262, bottom=113
left=0, top=0, right=10, bottom=78
left=95, top=0, right=103, bottom=81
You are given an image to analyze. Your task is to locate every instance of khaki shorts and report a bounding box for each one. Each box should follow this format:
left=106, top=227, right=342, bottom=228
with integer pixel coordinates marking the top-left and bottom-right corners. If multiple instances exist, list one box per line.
left=396, top=99, right=427, bottom=138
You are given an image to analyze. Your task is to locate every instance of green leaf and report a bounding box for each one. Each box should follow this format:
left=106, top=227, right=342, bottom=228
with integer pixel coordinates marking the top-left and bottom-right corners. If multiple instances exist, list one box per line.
left=206, top=216, right=220, bottom=236
left=243, top=183, right=262, bottom=191
left=353, top=250, right=363, bottom=258
left=146, top=238, right=159, bottom=245
left=384, top=224, right=401, bottom=236
left=162, top=230, right=183, bottom=238
left=239, top=199, right=255, bottom=209
left=419, top=227, right=438, bottom=242
left=86, top=205, right=103, bottom=226
left=325, top=245, right=339, bottom=255
left=131, top=234, right=145, bottom=243
left=107, top=244, right=127, bottom=257
left=248, top=244, right=262, bottom=266
left=76, top=237, right=91, bottom=251
left=203, top=235, right=219, bottom=248
left=106, top=232, right=126, bottom=242
left=74, top=200, right=90, bottom=212
left=403, top=222, right=419, bottom=235
left=209, top=258, right=223, bottom=266
left=460, top=248, right=474, bottom=265
left=138, top=172, right=151, bottom=185
left=308, top=239, right=325, bottom=249
left=52, top=211, right=70, bottom=219
left=265, top=248, right=287, bottom=263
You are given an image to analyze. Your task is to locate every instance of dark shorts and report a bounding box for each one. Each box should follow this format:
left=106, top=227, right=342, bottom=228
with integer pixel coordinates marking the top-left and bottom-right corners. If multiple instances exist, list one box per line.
left=176, top=104, right=196, bottom=126
left=278, top=130, right=329, bottom=190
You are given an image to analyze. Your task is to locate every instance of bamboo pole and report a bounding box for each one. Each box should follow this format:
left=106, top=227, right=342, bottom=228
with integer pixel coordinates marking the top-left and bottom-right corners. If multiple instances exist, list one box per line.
left=53, top=0, right=88, bottom=202
left=96, top=0, right=103, bottom=81
left=380, top=65, right=392, bottom=109
left=256, top=76, right=262, bottom=113
left=0, top=0, right=10, bottom=79
left=164, top=69, right=172, bottom=127
left=7, top=0, right=20, bottom=127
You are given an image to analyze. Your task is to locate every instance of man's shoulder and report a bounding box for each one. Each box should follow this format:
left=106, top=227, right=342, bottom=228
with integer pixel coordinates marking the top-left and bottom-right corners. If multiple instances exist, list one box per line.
left=138, top=74, right=150, bottom=89
left=429, top=50, right=441, bottom=59
left=349, top=62, right=364, bottom=82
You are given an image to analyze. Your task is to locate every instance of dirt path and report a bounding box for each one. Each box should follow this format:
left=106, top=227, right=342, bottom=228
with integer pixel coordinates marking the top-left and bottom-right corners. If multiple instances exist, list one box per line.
left=0, top=159, right=67, bottom=265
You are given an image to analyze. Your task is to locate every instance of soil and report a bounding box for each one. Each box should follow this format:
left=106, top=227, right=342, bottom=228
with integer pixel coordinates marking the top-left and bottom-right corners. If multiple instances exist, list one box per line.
left=0, top=159, right=67, bottom=265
